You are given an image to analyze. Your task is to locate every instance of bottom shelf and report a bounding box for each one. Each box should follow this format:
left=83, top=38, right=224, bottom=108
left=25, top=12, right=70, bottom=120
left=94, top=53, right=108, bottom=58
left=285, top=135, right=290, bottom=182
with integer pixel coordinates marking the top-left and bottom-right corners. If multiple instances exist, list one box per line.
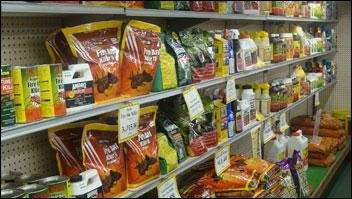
left=307, top=138, right=351, bottom=198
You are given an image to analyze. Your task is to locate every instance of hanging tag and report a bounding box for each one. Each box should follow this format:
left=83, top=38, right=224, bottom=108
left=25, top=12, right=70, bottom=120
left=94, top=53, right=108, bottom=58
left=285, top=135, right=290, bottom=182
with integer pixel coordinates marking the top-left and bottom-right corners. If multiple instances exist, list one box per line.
left=279, top=112, right=289, bottom=133
left=314, top=93, right=320, bottom=107
left=157, top=176, right=181, bottom=198
left=183, top=86, right=205, bottom=121
left=118, top=103, right=140, bottom=143
left=263, top=120, right=275, bottom=144
left=251, top=126, right=261, bottom=158
left=226, top=77, right=237, bottom=104
left=312, top=109, right=322, bottom=145
left=215, top=145, right=230, bottom=176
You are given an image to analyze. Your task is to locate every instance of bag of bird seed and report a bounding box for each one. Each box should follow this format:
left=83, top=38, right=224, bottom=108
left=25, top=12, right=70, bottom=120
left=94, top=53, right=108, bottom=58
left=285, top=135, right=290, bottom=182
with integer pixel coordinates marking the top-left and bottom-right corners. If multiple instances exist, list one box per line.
left=82, top=123, right=127, bottom=198
left=120, top=20, right=161, bottom=97
left=61, top=20, right=122, bottom=102
left=126, top=106, right=160, bottom=189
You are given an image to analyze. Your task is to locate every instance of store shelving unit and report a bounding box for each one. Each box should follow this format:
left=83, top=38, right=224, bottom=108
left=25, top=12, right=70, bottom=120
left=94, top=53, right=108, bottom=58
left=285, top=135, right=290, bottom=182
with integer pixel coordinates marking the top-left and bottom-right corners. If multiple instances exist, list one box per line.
left=0, top=50, right=336, bottom=141
left=1, top=1, right=345, bottom=199
left=121, top=80, right=337, bottom=198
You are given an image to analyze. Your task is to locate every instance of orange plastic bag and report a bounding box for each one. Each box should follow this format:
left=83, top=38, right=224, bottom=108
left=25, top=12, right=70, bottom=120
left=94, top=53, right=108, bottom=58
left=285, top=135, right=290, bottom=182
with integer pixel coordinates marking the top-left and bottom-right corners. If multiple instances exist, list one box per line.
left=82, top=123, right=127, bottom=198
left=62, top=21, right=123, bottom=102
left=126, top=106, right=160, bottom=188
left=120, top=20, right=161, bottom=97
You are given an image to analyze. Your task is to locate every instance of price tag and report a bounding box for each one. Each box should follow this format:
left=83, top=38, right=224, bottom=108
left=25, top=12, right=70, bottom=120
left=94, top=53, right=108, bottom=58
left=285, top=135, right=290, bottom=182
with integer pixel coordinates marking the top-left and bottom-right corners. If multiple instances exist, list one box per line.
left=314, top=93, right=320, bottom=107
left=312, top=109, right=322, bottom=145
left=226, top=77, right=237, bottom=104
left=118, top=103, right=140, bottom=143
left=214, top=145, right=230, bottom=176
left=279, top=112, right=289, bottom=133
left=183, top=86, right=205, bottom=121
left=263, top=120, right=275, bottom=144
left=157, top=176, right=180, bottom=198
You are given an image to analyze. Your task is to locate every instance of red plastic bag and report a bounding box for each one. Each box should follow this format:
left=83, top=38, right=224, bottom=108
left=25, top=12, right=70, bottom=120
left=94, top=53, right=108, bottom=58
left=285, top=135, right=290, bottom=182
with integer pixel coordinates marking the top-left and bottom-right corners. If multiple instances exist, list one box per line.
left=203, top=1, right=216, bottom=12
left=190, top=1, right=203, bottom=11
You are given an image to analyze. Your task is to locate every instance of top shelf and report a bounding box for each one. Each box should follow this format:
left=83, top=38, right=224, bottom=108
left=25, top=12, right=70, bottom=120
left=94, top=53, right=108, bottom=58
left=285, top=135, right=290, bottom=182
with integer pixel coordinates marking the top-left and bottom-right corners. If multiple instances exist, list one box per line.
left=1, top=2, right=338, bottom=23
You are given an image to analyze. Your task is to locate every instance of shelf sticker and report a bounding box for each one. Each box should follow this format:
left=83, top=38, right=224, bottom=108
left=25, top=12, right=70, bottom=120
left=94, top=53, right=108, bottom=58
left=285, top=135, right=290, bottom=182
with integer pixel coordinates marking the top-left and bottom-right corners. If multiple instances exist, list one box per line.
left=279, top=112, right=289, bottom=133
left=312, top=109, right=322, bottom=145
left=314, top=92, right=320, bottom=107
left=157, top=176, right=180, bottom=198
left=262, top=120, right=275, bottom=144
left=226, top=77, right=237, bottom=104
left=215, top=145, right=230, bottom=176
left=183, top=86, right=204, bottom=121
left=118, top=103, right=140, bottom=143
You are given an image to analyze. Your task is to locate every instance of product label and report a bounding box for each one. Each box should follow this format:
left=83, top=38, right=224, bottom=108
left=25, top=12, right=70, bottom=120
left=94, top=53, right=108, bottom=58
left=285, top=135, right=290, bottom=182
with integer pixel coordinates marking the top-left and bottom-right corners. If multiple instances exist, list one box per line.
left=279, top=112, right=289, bottom=133
left=157, top=176, right=181, bottom=198
left=118, top=103, right=140, bottom=143
left=226, top=77, right=237, bottom=104
left=263, top=120, right=275, bottom=144
left=215, top=145, right=230, bottom=176
left=183, top=86, right=204, bottom=121
left=260, top=99, right=270, bottom=116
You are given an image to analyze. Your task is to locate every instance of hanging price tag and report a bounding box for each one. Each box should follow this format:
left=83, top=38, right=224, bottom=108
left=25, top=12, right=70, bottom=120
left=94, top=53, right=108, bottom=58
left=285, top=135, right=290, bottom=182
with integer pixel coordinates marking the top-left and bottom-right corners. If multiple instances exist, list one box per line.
left=312, top=109, right=322, bottom=145
left=214, top=145, right=230, bottom=176
left=183, top=86, right=204, bottom=121
left=226, top=77, right=237, bottom=104
left=157, top=176, right=181, bottom=198
left=263, top=120, right=275, bottom=144
left=118, top=103, right=140, bottom=143
left=279, top=112, right=289, bottom=133
left=314, top=93, right=320, bottom=107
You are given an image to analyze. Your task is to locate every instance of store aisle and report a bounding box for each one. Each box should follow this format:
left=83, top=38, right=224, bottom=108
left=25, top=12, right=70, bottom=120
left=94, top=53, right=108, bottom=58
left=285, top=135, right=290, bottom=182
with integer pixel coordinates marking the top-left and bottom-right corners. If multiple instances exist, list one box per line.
left=326, top=156, right=351, bottom=198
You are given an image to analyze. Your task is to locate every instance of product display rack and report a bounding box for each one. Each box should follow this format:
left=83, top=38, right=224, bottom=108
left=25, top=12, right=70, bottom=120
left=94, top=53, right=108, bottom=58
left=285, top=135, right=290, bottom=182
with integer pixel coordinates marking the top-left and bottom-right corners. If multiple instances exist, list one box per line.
left=0, top=50, right=336, bottom=141
left=121, top=80, right=338, bottom=198
left=1, top=1, right=349, bottom=199
left=1, top=1, right=337, bottom=23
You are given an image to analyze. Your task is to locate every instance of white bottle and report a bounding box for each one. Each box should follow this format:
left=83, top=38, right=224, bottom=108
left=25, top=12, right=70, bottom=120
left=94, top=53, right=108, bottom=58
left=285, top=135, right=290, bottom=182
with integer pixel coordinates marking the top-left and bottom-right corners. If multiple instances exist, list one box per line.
left=264, top=135, right=286, bottom=163
left=239, top=100, right=250, bottom=128
left=278, top=133, right=289, bottom=157
left=241, top=84, right=256, bottom=123
left=288, top=130, right=308, bottom=171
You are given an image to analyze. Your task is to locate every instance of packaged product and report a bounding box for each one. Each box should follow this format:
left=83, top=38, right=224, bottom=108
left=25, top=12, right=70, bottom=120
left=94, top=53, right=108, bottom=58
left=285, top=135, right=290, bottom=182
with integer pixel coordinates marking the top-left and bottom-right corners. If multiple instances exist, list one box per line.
left=290, top=114, right=344, bottom=130
left=37, top=176, right=72, bottom=198
left=288, top=130, right=308, bottom=171
left=181, top=181, right=215, bottom=198
left=290, top=150, right=310, bottom=197
left=216, top=1, right=227, bottom=14
left=252, top=31, right=271, bottom=64
left=277, top=158, right=298, bottom=198
left=156, top=113, right=188, bottom=163
left=293, top=126, right=346, bottom=138
left=202, top=1, right=216, bottom=12
left=12, top=66, right=42, bottom=123
left=164, top=32, right=192, bottom=86
left=70, top=169, right=104, bottom=198
left=157, top=133, right=178, bottom=174
left=37, top=64, right=66, bottom=118
left=82, top=123, right=127, bottom=198
left=174, top=1, right=190, bottom=10
left=214, top=35, right=229, bottom=77
left=1, top=65, right=15, bottom=127
left=125, top=1, right=144, bottom=8
left=271, top=1, right=285, bottom=15
left=61, top=21, right=122, bottom=102
left=214, top=99, right=228, bottom=143
left=309, top=153, right=336, bottom=167
left=144, top=1, right=174, bottom=9
left=81, top=1, right=126, bottom=7
left=126, top=106, right=160, bottom=188
left=48, top=121, right=91, bottom=177
left=45, top=30, right=77, bottom=67
left=239, top=156, right=279, bottom=183
left=120, top=20, right=161, bottom=97
left=242, top=1, right=260, bottom=15
left=190, top=1, right=203, bottom=11
left=152, top=33, right=178, bottom=92
left=260, top=1, right=272, bottom=15
left=62, top=64, right=94, bottom=112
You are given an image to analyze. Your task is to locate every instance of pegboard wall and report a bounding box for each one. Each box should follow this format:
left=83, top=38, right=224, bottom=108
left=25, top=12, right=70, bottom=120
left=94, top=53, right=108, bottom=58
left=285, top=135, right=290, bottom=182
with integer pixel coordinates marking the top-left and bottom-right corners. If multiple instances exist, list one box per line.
left=1, top=4, right=347, bottom=178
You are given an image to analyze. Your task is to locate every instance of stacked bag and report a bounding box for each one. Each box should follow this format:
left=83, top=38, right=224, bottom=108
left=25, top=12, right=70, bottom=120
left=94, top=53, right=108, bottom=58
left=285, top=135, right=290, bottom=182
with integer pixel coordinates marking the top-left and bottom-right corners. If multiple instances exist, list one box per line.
left=290, top=112, right=347, bottom=167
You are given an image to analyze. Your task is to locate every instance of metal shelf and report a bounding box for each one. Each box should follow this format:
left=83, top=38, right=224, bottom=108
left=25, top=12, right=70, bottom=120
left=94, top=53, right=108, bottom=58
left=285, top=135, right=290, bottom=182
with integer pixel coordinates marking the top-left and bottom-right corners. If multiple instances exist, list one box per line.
left=119, top=80, right=337, bottom=198
left=0, top=50, right=336, bottom=141
left=1, top=2, right=337, bottom=23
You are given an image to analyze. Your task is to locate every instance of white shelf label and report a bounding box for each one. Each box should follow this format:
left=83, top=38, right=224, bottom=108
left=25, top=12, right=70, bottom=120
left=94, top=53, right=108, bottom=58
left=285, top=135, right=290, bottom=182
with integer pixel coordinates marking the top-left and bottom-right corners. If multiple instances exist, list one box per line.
left=226, top=77, right=237, bottom=104
left=315, top=93, right=320, bottom=107
left=279, top=112, right=289, bottom=132
left=157, top=176, right=180, bottom=198
left=183, top=86, right=205, bottom=121
left=312, top=109, right=322, bottom=145
left=263, top=120, right=275, bottom=144
left=215, top=145, right=230, bottom=176
left=118, top=103, right=140, bottom=143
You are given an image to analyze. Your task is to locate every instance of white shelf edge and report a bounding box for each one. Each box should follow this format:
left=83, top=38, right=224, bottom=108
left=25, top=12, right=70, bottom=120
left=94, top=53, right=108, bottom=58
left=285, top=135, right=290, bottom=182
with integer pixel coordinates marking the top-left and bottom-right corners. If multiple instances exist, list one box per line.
left=120, top=80, right=337, bottom=198
left=1, top=2, right=337, bottom=23
left=0, top=50, right=336, bottom=141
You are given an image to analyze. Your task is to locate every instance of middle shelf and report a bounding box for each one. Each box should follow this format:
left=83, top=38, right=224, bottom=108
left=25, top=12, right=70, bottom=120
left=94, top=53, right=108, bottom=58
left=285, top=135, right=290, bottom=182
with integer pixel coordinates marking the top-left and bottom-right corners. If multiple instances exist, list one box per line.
left=120, top=79, right=337, bottom=198
left=0, top=50, right=335, bottom=141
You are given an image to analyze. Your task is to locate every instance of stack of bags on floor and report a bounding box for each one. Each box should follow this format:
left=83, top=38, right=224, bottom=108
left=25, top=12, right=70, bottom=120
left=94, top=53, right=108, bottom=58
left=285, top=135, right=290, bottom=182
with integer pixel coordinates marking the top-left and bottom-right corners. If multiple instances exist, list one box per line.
left=180, top=155, right=293, bottom=198
left=290, top=112, right=347, bottom=167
